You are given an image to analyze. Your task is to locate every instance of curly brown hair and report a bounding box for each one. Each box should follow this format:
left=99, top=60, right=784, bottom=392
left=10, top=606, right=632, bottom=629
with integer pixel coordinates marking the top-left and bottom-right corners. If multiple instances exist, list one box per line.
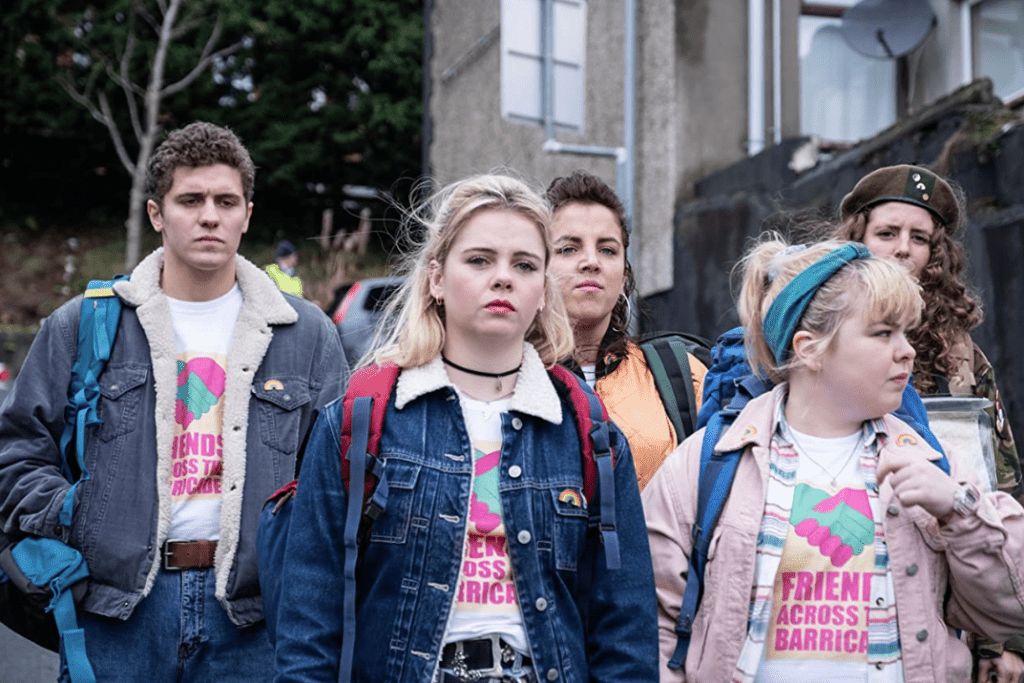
left=545, top=170, right=635, bottom=364
left=834, top=204, right=983, bottom=394
left=146, top=121, right=256, bottom=206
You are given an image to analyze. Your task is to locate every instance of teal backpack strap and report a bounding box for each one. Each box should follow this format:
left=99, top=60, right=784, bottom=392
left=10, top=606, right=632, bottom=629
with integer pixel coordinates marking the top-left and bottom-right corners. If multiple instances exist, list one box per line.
left=58, top=278, right=126, bottom=527
left=641, top=336, right=701, bottom=442
left=4, top=539, right=95, bottom=682
left=47, top=277, right=125, bottom=682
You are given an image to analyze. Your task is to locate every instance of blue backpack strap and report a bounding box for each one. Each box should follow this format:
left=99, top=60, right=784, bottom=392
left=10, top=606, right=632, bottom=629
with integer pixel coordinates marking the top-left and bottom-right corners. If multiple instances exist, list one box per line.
left=584, top=386, right=620, bottom=570
left=341, top=396, right=373, bottom=683
left=7, top=538, right=95, bottom=683
left=57, top=278, right=126, bottom=527
left=668, top=410, right=744, bottom=670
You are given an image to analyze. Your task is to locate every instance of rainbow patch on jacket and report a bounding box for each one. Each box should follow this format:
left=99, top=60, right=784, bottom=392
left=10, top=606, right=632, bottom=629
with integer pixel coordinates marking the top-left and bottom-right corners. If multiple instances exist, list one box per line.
left=263, top=379, right=284, bottom=391
left=558, top=489, right=583, bottom=507
left=895, top=433, right=918, bottom=447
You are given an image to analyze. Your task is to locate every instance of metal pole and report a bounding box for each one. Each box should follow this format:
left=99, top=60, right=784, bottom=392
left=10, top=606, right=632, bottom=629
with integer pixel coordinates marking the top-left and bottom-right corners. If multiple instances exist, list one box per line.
left=623, top=0, right=636, bottom=233
left=543, top=0, right=555, bottom=139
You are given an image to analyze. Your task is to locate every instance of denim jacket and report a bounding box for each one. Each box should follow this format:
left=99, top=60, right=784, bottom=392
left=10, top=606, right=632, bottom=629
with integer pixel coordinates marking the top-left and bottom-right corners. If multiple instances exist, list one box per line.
left=273, top=344, right=658, bottom=682
left=0, top=249, right=347, bottom=627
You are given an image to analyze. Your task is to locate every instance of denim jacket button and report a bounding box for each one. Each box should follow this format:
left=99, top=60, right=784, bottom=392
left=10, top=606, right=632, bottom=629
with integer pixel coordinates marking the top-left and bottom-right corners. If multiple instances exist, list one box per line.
left=546, top=668, right=559, bottom=681
left=509, top=465, right=522, bottom=478
left=887, top=504, right=900, bottom=517
left=511, top=417, right=523, bottom=430
left=906, top=563, right=918, bottom=576
left=517, top=530, right=531, bottom=544
left=535, top=597, right=548, bottom=611
left=916, top=629, right=928, bottom=642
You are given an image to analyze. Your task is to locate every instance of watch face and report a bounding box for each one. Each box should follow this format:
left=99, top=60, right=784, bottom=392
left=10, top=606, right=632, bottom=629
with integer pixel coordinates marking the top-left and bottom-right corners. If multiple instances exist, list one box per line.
left=954, top=483, right=981, bottom=516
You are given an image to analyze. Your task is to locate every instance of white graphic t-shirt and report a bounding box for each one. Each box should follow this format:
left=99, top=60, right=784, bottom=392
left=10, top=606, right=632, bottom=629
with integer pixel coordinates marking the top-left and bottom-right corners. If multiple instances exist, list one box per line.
left=166, top=285, right=242, bottom=541
left=755, top=426, right=904, bottom=683
left=445, top=393, right=529, bottom=654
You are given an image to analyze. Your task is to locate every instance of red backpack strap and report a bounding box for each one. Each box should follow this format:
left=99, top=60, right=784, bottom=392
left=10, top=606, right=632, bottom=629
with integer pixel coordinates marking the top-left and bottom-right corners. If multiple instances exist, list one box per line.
left=340, top=364, right=401, bottom=513
left=548, top=365, right=620, bottom=569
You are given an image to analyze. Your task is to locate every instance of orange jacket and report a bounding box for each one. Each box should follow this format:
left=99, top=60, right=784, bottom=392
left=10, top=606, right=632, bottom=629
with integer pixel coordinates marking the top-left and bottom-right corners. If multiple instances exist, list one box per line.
left=595, top=342, right=706, bottom=490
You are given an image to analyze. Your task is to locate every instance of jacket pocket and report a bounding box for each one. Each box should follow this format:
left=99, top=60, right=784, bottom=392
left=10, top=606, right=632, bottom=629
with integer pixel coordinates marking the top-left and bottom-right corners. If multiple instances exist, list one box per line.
left=551, top=488, right=588, bottom=571
left=368, top=457, right=421, bottom=544
left=95, top=365, right=149, bottom=442
left=251, top=378, right=311, bottom=456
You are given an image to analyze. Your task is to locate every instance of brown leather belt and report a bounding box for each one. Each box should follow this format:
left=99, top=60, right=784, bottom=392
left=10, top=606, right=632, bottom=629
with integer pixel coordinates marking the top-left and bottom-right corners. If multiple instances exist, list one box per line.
left=162, top=540, right=217, bottom=571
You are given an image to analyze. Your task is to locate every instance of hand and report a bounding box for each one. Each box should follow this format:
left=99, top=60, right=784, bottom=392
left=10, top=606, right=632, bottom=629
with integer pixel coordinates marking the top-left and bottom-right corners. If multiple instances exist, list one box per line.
left=791, top=485, right=874, bottom=566
left=977, top=651, right=1024, bottom=683
left=876, top=449, right=958, bottom=520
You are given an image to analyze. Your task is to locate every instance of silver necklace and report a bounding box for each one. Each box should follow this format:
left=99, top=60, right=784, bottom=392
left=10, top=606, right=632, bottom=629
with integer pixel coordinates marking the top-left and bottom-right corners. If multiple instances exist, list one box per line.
left=787, top=425, right=863, bottom=491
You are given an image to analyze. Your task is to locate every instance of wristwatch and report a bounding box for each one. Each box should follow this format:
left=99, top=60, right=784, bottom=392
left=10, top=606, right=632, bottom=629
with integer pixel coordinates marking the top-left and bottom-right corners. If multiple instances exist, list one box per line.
left=940, top=482, right=981, bottom=525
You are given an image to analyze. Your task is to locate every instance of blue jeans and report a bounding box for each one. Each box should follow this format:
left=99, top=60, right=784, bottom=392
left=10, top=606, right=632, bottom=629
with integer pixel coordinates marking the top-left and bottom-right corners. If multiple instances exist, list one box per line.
left=60, top=568, right=273, bottom=682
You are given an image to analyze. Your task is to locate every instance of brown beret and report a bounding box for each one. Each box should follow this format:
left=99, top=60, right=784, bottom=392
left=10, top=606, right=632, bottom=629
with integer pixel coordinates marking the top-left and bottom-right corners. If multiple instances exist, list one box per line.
left=840, top=164, right=959, bottom=228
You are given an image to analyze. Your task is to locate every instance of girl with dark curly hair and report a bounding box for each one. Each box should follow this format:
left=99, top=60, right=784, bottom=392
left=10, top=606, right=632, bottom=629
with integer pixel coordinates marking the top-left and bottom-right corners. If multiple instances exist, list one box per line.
left=833, top=165, right=1024, bottom=682
left=546, top=171, right=707, bottom=490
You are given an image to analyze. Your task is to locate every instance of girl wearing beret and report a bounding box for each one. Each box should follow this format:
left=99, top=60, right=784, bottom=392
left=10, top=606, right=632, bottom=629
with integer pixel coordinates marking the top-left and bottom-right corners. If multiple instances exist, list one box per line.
left=835, top=165, right=1024, bottom=682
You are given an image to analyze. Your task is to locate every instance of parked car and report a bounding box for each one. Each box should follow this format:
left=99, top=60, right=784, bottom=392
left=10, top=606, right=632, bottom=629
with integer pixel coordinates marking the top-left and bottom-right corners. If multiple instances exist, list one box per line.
left=332, top=276, right=405, bottom=365
left=0, top=362, right=12, bottom=405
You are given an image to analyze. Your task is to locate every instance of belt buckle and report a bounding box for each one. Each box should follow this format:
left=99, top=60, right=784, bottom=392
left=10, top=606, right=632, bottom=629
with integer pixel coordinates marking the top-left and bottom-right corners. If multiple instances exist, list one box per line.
left=162, top=541, right=182, bottom=571
left=451, top=635, right=505, bottom=682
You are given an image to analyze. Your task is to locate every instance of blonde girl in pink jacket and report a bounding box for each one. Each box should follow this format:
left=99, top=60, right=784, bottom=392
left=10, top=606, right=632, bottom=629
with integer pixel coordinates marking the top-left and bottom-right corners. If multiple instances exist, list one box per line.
left=643, top=236, right=1024, bottom=683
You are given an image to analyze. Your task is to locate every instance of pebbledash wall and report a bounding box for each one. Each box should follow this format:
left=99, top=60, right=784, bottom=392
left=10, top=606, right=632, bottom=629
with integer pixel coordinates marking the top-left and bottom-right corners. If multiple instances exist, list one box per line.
left=644, top=79, right=1024, bottom=452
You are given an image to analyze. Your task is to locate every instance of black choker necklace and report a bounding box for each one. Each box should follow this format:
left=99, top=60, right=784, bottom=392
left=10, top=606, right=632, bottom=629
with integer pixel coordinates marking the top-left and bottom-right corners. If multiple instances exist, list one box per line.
left=442, top=354, right=522, bottom=393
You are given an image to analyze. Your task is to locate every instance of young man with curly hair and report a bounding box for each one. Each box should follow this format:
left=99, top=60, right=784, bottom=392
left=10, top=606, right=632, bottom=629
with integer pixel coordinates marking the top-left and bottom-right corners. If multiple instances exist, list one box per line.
left=0, top=122, right=347, bottom=681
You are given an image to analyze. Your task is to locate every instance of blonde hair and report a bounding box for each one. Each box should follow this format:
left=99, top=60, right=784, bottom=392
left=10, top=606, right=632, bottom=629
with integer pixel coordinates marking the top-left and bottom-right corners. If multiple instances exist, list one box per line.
left=362, top=174, right=575, bottom=369
left=737, top=234, right=923, bottom=383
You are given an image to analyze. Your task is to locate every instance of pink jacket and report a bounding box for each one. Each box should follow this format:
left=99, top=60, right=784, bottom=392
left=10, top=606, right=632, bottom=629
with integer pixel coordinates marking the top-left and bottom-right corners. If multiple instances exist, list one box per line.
left=643, top=387, right=1024, bottom=683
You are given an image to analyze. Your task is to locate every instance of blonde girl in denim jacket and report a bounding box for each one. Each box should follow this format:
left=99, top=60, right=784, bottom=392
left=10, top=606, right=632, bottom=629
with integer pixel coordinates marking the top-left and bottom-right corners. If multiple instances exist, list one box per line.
left=273, top=175, right=658, bottom=683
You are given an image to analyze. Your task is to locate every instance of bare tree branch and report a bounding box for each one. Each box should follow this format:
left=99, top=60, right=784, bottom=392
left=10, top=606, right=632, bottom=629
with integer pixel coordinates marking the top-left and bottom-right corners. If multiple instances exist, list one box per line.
left=60, top=76, right=136, bottom=176
left=112, top=32, right=144, bottom=143
left=171, top=17, right=204, bottom=40
left=155, top=0, right=168, bottom=17
left=98, top=92, right=137, bottom=177
left=136, top=1, right=161, bottom=35
left=59, top=75, right=106, bottom=125
left=162, top=17, right=244, bottom=97
left=172, top=2, right=205, bottom=37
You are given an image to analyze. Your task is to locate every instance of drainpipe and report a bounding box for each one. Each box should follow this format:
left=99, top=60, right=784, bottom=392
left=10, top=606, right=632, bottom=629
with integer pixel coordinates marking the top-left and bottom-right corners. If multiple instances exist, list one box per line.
left=543, top=0, right=555, bottom=140
left=748, top=0, right=765, bottom=155
left=772, top=0, right=782, bottom=145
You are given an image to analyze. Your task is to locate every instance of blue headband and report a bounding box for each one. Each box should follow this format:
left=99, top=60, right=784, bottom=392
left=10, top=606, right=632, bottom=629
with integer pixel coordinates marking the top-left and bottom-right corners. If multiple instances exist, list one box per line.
left=762, top=243, right=872, bottom=364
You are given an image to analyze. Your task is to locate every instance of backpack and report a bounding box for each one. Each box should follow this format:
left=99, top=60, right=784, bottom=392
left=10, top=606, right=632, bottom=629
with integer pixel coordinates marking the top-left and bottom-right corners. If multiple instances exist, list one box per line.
left=257, top=362, right=618, bottom=682
left=668, top=325, right=950, bottom=671
left=638, top=333, right=713, bottom=443
left=0, top=277, right=127, bottom=683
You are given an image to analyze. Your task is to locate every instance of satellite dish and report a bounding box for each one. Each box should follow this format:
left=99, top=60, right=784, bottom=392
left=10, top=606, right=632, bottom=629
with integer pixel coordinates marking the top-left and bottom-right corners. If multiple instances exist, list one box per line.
left=840, top=0, right=936, bottom=59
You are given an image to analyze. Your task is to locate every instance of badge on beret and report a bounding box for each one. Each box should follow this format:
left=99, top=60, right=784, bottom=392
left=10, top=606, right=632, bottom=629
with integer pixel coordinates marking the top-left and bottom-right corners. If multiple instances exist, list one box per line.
left=903, top=169, right=936, bottom=203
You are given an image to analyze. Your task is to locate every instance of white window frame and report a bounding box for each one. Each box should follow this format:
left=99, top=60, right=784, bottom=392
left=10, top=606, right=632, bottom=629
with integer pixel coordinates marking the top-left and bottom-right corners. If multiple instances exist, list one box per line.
left=797, top=1, right=898, bottom=143
left=500, top=0, right=587, bottom=132
left=961, top=0, right=1024, bottom=103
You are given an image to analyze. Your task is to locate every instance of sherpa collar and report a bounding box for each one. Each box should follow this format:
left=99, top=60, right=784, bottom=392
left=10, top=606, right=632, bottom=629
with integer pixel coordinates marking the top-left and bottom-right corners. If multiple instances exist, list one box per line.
left=113, top=247, right=298, bottom=325
left=395, top=342, right=563, bottom=425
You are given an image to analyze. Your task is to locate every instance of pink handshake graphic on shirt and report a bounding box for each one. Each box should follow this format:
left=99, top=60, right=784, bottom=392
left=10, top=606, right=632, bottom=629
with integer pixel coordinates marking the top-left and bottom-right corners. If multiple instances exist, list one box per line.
left=175, top=358, right=226, bottom=430
left=790, top=484, right=874, bottom=568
